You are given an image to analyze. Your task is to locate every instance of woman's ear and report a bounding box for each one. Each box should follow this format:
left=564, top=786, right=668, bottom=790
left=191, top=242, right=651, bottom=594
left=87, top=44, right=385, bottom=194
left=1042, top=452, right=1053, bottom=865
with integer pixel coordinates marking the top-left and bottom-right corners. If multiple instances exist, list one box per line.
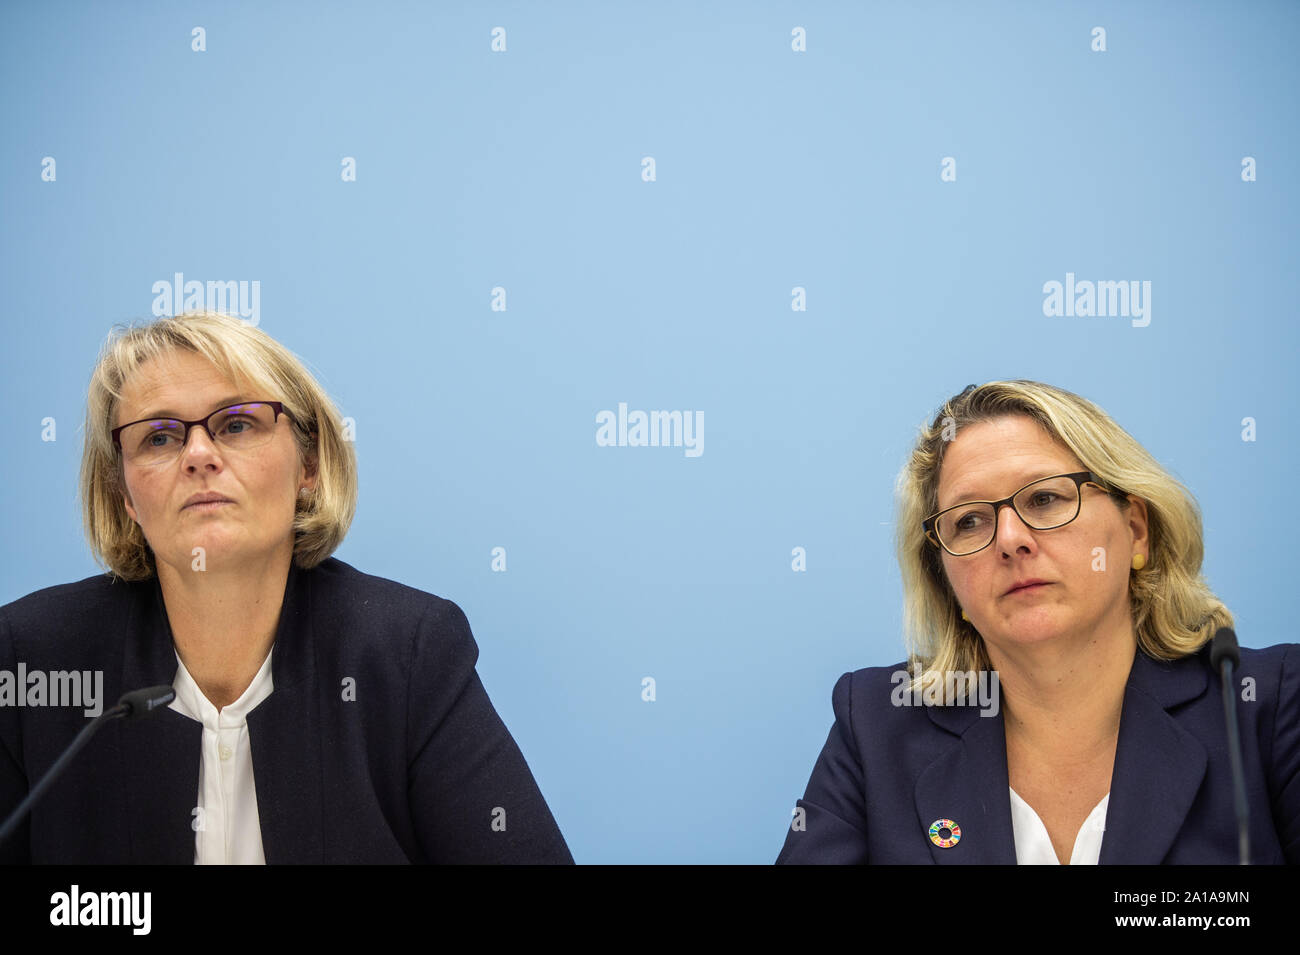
left=1125, top=494, right=1150, bottom=554
left=115, top=463, right=138, bottom=522
left=298, top=444, right=319, bottom=495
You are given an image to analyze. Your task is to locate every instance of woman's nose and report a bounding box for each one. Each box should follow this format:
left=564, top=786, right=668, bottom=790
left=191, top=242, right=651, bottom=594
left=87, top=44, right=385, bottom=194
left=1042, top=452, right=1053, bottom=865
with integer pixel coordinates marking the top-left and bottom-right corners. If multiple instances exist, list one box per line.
left=993, top=502, right=1035, bottom=549
left=180, top=424, right=221, bottom=461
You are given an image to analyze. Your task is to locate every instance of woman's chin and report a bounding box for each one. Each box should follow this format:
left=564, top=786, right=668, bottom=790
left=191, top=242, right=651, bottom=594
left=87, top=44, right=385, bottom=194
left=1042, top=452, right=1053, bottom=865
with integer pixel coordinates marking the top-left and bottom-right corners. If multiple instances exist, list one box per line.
left=159, top=535, right=259, bottom=571
left=991, top=609, right=1071, bottom=645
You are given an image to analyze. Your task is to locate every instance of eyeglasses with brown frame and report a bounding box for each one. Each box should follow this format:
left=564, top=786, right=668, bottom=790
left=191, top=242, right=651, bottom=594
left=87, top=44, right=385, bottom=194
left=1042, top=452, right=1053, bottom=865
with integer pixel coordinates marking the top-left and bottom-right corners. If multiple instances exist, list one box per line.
left=922, top=470, right=1114, bottom=557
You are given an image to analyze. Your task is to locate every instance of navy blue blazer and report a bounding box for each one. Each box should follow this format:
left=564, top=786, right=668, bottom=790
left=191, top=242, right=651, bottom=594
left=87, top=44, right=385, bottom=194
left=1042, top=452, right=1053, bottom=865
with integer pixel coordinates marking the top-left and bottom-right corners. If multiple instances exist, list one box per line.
left=0, top=557, right=573, bottom=864
left=776, top=642, right=1299, bottom=864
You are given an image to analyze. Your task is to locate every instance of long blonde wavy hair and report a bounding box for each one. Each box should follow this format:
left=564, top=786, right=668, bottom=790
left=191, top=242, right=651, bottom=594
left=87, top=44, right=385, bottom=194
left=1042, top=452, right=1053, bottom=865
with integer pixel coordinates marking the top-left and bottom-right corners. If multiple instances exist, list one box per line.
left=895, top=380, right=1232, bottom=701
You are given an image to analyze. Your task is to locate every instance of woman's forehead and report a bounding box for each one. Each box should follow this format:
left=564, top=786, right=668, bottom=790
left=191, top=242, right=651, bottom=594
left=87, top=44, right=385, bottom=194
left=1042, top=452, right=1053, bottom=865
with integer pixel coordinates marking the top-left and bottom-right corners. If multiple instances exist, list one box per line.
left=937, top=417, right=1079, bottom=501
left=119, top=353, right=243, bottom=420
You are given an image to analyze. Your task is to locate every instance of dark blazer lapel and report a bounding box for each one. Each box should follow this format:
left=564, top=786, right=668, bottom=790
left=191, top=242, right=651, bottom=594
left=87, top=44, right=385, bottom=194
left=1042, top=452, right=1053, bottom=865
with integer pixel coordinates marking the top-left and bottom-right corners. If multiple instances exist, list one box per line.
left=916, top=702, right=1017, bottom=864
left=1099, top=649, right=1208, bottom=864
left=119, top=577, right=202, bottom=864
left=247, top=561, right=324, bottom=864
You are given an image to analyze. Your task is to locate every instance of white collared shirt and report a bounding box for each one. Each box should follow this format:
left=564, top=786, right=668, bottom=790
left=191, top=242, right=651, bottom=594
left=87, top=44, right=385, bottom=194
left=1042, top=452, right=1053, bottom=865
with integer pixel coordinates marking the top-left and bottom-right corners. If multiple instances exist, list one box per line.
left=1010, top=787, right=1109, bottom=865
left=168, top=649, right=274, bottom=864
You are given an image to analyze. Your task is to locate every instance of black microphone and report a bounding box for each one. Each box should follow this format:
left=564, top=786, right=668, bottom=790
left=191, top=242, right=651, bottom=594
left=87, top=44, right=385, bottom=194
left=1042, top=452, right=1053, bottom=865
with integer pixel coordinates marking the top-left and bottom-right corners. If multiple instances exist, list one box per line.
left=116, top=685, right=178, bottom=721
left=0, top=684, right=176, bottom=847
left=1209, top=628, right=1250, bottom=865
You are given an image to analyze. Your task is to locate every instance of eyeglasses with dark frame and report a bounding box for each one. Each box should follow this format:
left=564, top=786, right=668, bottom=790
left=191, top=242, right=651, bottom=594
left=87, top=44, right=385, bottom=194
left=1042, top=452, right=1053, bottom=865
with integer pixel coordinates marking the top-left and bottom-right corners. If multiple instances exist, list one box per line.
left=922, top=471, right=1112, bottom=557
left=112, top=400, right=295, bottom=464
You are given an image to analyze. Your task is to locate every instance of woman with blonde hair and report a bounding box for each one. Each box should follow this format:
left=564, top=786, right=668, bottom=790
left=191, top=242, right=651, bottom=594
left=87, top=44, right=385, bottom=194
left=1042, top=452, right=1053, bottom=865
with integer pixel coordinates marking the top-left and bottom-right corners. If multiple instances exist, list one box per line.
left=0, top=310, right=572, bottom=864
left=777, top=380, right=1298, bottom=864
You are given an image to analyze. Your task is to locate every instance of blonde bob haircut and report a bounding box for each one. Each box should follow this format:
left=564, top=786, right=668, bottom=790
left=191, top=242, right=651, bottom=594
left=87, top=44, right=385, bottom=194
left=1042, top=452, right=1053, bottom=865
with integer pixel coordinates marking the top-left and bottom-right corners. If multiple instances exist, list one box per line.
left=895, top=380, right=1233, bottom=701
left=79, top=310, right=357, bottom=581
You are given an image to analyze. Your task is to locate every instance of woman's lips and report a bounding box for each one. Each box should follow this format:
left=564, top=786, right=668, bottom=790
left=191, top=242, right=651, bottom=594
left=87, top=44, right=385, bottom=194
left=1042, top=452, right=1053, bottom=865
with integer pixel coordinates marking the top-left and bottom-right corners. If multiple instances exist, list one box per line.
left=185, top=500, right=231, bottom=511
left=1006, top=582, right=1050, bottom=596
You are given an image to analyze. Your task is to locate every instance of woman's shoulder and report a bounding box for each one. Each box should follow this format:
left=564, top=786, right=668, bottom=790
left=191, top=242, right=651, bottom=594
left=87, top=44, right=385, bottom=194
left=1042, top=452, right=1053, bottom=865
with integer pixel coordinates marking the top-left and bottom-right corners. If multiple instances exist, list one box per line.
left=823, top=661, right=987, bottom=727
left=832, top=660, right=995, bottom=700
left=1, top=571, right=139, bottom=616
left=303, top=558, right=475, bottom=653
left=1233, top=641, right=1299, bottom=705
left=835, top=661, right=916, bottom=696
left=1182, top=638, right=1299, bottom=692
left=806, top=663, right=995, bottom=783
left=0, top=571, right=145, bottom=654
left=1237, top=641, right=1299, bottom=668
left=307, top=558, right=464, bottom=615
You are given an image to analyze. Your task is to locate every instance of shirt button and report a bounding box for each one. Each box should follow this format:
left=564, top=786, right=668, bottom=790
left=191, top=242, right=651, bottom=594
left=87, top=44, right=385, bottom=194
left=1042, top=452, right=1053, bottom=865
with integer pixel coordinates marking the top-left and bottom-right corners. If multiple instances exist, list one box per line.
left=218, top=744, right=233, bottom=761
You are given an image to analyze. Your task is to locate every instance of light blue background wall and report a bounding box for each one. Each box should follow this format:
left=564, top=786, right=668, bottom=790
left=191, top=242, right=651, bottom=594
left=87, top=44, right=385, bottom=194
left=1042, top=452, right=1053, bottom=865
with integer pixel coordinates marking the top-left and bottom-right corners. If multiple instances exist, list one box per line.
left=1, top=0, right=1296, bottom=863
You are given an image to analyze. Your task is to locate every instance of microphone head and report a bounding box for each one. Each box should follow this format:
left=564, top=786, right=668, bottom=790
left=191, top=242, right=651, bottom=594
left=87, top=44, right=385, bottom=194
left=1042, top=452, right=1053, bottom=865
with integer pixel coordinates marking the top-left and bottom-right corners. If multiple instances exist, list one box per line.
left=1209, top=627, right=1241, bottom=670
left=116, top=685, right=177, bottom=721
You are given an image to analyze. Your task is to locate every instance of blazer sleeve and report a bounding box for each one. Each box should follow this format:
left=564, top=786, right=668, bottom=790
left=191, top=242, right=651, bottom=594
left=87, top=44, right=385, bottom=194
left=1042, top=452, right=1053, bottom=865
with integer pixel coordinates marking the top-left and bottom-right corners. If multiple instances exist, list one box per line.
left=1271, top=643, right=1300, bottom=862
left=0, top=607, right=31, bottom=864
left=404, top=598, right=573, bottom=863
left=776, top=670, right=869, bottom=864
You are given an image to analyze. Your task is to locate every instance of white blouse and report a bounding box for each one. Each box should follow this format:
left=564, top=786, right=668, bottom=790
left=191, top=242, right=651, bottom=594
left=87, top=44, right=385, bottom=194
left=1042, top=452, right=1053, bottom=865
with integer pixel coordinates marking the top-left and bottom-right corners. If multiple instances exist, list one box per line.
left=167, top=649, right=274, bottom=865
left=1009, top=787, right=1109, bottom=865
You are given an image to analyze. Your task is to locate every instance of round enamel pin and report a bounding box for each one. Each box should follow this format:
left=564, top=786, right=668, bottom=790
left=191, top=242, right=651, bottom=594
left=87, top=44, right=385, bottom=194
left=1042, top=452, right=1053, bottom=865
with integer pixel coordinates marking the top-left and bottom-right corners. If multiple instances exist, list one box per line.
left=928, top=818, right=961, bottom=848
